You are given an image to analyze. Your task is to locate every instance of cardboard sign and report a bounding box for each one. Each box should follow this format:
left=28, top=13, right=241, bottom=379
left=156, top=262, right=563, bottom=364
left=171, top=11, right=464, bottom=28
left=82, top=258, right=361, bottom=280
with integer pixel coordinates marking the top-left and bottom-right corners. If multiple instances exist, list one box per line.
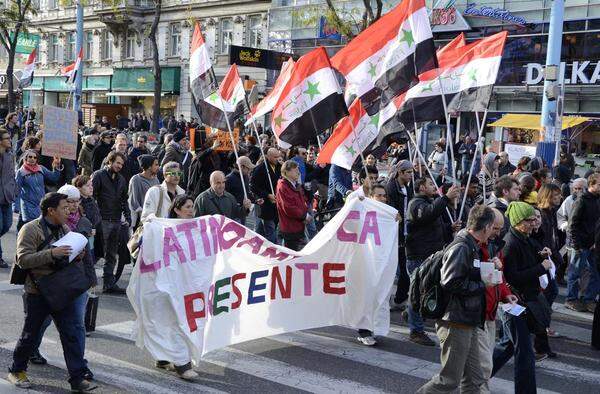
left=209, top=127, right=239, bottom=152
left=42, top=105, right=78, bottom=160
left=127, top=198, right=398, bottom=359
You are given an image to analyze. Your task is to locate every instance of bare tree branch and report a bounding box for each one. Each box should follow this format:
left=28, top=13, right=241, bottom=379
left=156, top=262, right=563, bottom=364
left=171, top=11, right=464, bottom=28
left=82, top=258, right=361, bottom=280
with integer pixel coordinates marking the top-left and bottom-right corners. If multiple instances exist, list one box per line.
left=375, top=0, right=383, bottom=21
left=324, top=0, right=354, bottom=39
left=361, top=0, right=375, bottom=23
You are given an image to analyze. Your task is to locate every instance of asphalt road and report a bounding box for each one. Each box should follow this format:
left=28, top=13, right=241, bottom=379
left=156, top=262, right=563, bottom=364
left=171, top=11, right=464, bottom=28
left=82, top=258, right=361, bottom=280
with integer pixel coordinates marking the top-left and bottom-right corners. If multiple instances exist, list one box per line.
left=0, top=213, right=599, bottom=393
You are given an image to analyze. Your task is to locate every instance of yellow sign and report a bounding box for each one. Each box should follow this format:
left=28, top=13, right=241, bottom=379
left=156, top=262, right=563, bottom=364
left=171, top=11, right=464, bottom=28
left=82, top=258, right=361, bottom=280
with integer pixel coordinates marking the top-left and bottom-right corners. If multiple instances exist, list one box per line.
left=137, top=76, right=147, bottom=84
left=209, top=127, right=240, bottom=152
left=239, top=49, right=263, bottom=63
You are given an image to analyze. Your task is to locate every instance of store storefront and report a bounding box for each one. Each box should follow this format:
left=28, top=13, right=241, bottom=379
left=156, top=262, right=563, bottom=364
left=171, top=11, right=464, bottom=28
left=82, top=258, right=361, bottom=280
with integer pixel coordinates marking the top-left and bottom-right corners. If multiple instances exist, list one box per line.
left=108, top=67, right=181, bottom=118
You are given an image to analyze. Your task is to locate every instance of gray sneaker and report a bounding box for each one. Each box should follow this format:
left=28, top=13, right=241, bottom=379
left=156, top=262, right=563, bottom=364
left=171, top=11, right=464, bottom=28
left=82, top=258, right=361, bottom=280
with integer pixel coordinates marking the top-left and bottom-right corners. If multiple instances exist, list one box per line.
left=409, top=331, right=435, bottom=346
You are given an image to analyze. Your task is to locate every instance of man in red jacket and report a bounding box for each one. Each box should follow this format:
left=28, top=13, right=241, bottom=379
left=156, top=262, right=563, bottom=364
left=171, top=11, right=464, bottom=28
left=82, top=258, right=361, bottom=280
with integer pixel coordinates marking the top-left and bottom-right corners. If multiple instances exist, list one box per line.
left=471, top=208, right=518, bottom=392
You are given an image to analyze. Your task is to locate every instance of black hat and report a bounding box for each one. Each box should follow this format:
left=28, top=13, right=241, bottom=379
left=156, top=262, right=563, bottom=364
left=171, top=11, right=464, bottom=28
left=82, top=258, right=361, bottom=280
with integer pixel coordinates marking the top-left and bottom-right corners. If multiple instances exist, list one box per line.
left=138, top=154, right=156, bottom=170
left=172, top=130, right=185, bottom=143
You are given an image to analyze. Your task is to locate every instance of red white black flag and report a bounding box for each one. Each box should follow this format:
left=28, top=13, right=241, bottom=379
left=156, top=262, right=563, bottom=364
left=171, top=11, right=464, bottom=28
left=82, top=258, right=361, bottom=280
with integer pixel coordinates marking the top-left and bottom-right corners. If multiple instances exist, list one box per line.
left=60, top=48, right=83, bottom=85
left=271, top=47, right=348, bottom=149
left=190, top=22, right=218, bottom=112
left=197, top=63, right=246, bottom=130
left=331, top=0, right=436, bottom=114
left=18, top=49, right=36, bottom=89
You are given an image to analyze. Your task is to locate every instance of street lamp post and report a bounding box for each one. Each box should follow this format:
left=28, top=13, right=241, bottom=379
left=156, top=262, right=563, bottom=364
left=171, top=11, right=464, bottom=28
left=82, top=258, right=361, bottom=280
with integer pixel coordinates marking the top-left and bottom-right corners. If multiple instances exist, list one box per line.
left=74, top=0, right=84, bottom=112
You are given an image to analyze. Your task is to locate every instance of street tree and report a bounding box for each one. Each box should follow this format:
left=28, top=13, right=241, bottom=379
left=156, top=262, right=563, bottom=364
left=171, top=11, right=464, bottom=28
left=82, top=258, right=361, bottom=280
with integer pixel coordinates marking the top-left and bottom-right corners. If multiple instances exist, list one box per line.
left=0, top=0, right=38, bottom=113
left=149, top=0, right=162, bottom=134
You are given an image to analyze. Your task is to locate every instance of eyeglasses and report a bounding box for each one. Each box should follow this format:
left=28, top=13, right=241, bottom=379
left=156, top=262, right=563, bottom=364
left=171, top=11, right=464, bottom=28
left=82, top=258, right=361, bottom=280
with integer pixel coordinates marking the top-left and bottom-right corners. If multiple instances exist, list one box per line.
left=26, top=155, right=38, bottom=159
left=165, top=171, right=183, bottom=177
left=137, top=140, right=146, bottom=143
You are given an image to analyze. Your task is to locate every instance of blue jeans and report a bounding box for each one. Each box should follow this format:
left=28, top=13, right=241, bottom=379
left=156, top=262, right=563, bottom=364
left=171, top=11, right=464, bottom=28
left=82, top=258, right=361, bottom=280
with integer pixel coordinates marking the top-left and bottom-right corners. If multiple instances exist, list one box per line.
left=567, top=249, right=600, bottom=302
left=492, top=312, right=536, bottom=394
left=406, top=258, right=424, bottom=333
left=35, top=292, right=89, bottom=353
left=257, top=219, right=277, bottom=244
left=0, top=203, right=12, bottom=259
left=10, top=293, right=87, bottom=383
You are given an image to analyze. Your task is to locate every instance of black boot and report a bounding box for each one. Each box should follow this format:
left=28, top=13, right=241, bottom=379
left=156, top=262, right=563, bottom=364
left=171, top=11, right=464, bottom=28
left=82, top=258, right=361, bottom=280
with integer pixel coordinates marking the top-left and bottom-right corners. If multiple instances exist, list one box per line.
left=29, top=349, right=47, bottom=365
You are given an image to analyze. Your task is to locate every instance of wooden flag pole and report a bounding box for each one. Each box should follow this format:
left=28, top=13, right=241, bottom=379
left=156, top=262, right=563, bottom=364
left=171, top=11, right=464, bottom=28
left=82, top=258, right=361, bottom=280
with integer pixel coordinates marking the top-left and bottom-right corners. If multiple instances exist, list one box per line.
left=458, top=109, right=488, bottom=221
left=243, top=95, right=275, bottom=196
left=405, top=127, right=454, bottom=223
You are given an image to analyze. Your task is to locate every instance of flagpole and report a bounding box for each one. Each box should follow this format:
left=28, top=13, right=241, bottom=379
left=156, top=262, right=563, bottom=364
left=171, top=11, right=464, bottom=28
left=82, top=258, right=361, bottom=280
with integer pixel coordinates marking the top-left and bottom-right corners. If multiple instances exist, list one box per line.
left=308, top=111, right=323, bottom=150
left=405, top=126, right=454, bottom=223
left=458, top=109, right=488, bottom=221
left=209, top=70, right=248, bottom=202
left=436, top=75, right=457, bottom=184
left=347, top=111, right=372, bottom=185
left=242, top=94, right=275, bottom=196
left=405, top=130, right=416, bottom=186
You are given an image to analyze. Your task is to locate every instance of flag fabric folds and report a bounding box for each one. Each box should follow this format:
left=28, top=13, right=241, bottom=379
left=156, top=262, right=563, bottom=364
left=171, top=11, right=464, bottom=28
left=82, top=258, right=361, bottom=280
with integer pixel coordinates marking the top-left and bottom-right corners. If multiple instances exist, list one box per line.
left=437, top=32, right=466, bottom=67
left=18, top=49, right=36, bottom=89
left=331, top=0, right=436, bottom=114
left=375, top=31, right=508, bottom=147
left=60, top=48, right=83, bottom=85
left=198, top=64, right=246, bottom=130
left=245, top=58, right=295, bottom=126
left=190, top=21, right=219, bottom=125
left=316, top=99, right=379, bottom=170
left=271, top=47, right=348, bottom=149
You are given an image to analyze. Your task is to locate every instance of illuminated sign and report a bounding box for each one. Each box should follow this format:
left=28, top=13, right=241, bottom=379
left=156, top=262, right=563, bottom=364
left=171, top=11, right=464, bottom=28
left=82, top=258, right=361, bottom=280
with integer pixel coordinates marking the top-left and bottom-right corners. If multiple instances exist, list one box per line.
left=229, top=45, right=299, bottom=70
left=431, top=7, right=471, bottom=32
left=525, top=62, right=600, bottom=85
left=464, top=3, right=527, bottom=26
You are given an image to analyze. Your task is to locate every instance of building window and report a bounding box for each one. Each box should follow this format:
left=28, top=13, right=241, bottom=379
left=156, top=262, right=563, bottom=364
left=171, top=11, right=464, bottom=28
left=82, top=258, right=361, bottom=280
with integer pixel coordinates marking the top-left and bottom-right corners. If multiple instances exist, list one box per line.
left=101, top=30, right=113, bottom=60
left=220, top=18, right=233, bottom=54
left=48, top=34, right=59, bottom=62
left=144, top=37, right=154, bottom=59
left=65, top=32, right=76, bottom=62
left=126, top=30, right=136, bottom=59
left=247, top=15, right=262, bottom=47
left=169, top=23, right=181, bottom=57
left=85, top=31, right=93, bottom=60
left=47, top=0, right=58, bottom=9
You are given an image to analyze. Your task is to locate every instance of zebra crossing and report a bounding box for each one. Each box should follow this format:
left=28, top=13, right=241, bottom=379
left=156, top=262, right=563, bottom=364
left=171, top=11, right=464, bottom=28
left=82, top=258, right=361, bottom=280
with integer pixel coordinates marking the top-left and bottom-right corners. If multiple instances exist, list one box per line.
left=1, top=314, right=597, bottom=394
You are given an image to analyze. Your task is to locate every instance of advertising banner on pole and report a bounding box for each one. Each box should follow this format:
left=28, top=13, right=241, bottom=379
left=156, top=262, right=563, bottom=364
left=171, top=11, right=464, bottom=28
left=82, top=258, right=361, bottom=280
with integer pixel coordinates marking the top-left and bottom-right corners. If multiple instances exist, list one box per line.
left=127, top=198, right=398, bottom=361
left=41, top=105, right=78, bottom=160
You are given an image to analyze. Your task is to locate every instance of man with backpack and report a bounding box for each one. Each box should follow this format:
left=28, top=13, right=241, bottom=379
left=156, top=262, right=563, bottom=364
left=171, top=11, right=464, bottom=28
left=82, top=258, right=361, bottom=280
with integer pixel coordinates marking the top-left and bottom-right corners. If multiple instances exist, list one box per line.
left=417, top=204, right=496, bottom=393
left=406, top=177, right=461, bottom=346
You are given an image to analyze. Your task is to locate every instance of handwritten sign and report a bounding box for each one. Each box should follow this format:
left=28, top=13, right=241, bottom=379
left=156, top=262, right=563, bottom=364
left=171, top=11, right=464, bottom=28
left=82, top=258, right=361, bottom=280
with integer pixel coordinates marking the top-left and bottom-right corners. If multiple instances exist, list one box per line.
left=42, top=106, right=78, bottom=160
left=209, top=127, right=239, bottom=152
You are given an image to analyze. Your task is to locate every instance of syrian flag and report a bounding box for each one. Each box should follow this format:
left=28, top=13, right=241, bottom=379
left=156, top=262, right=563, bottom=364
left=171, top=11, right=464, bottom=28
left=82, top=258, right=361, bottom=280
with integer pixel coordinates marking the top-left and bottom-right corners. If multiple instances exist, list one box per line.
left=61, top=48, right=83, bottom=85
left=437, top=33, right=466, bottom=67
left=190, top=21, right=217, bottom=104
left=244, top=58, right=294, bottom=126
left=271, top=47, right=348, bottom=149
left=331, top=0, right=436, bottom=115
left=377, top=31, right=508, bottom=144
left=316, top=99, right=379, bottom=170
left=197, top=63, right=246, bottom=130
left=18, top=49, right=36, bottom=89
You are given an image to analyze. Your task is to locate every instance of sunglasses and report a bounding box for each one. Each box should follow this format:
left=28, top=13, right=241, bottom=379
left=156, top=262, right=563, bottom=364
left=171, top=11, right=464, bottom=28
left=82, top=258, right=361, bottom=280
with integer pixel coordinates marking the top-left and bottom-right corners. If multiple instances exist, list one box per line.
left=165, top=171, right=183, bottom=177
left=26, top=155, right=38, bottom=159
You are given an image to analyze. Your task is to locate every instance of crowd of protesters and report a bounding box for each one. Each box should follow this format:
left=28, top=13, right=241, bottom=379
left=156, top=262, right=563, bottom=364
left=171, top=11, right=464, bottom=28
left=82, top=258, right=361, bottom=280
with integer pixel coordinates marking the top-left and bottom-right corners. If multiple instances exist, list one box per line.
left=0, top=110, right=599, bottom=392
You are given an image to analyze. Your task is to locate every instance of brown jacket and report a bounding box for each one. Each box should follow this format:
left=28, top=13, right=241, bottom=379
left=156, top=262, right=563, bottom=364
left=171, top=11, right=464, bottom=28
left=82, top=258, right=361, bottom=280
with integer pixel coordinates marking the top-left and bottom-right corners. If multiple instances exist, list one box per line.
left=16, top=217, right=69, bottom=294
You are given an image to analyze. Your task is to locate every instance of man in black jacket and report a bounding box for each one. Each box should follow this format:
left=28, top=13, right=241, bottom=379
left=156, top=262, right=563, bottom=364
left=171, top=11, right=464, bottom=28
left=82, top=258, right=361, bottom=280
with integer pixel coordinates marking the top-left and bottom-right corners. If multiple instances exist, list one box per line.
left=406, top=177, right=461, bottom=346
left=250, top=148, right=281, bottom=243
left=385, top=160, right=414, bottom=308
left=567, top=173, right=600, bottom=312
left=91, top=131, right=114, bottom=172
left=418, top=205, right=494, bottom=394
left=92, top=151, right=131, bottom=294
left=497, top=151, right=516, bottom=176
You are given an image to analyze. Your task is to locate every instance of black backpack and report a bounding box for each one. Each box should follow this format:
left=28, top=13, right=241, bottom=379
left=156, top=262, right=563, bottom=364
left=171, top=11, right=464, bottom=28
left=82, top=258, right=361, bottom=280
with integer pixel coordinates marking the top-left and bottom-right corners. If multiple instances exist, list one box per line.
left=409, top=238, right=474, bottom=319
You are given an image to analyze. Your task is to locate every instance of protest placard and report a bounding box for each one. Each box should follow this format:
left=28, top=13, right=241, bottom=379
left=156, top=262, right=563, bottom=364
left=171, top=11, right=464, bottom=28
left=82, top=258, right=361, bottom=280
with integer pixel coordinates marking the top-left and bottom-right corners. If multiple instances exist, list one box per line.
left=41, top=105, right=78, bottom=160
left=127, top=198, right=398, bottom=360
left=208, top=127, right=239, bottom=152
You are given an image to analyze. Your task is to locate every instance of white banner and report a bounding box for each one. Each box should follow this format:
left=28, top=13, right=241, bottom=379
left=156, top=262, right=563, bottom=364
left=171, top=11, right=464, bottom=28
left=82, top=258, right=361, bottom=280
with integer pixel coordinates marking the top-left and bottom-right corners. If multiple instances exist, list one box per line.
left=127, top=198, right=398, bottom=363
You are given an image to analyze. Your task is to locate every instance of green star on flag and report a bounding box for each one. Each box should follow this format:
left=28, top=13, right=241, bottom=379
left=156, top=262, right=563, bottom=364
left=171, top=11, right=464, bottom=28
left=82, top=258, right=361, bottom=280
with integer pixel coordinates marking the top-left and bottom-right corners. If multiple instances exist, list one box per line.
left=399, top=29, right=414, bottom=47
left=421, top=81, right=434, bottom=93
left=368, top=63, right=377, bottom=79
left=345, top=145, right=356, bottom=155
left=207, top=92, right=219, bottom=103
left=467, top=69, right=478, bottom=82
left=369, top=112, right=380, bottom=127
left=303, top=81, right=321, bottom=101
left=274, top=113, right=286, bottom=128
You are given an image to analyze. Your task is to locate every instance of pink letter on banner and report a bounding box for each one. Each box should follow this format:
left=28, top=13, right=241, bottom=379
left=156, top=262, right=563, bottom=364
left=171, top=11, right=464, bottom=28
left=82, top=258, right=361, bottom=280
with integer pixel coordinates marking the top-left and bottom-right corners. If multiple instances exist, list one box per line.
left=176, top=221, right=199, bottom=261
left=295, top=263, right=318, bottom=296
left=359, top=211, right=381, bottom=245
left=163, top=227, right=186, bottom=267
left=337, top=210, right=360, bottom=242
left=198, top=218, right=212, bottom=257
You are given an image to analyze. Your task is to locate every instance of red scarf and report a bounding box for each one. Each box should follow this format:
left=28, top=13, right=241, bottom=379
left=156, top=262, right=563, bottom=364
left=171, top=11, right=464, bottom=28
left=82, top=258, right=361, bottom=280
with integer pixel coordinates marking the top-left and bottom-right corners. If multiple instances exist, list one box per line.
left=23, top=162, right=41, bottom=173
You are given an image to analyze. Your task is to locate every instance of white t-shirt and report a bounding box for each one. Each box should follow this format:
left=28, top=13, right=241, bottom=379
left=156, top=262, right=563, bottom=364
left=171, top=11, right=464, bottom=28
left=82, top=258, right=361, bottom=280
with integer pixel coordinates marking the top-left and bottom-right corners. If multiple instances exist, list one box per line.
left=346, top=186, right=366, bottom=202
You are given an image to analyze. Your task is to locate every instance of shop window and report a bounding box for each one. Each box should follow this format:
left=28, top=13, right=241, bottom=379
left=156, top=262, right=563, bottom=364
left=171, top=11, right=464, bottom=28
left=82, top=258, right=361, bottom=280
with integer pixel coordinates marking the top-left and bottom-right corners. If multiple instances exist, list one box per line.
left=101, top=30, right=113, bottom=60
left=85, top=31, right=93, bottom=61
left=169, top=23, right=181, bottom=57
left=65, top=32, right=76, bottom=62
left=247, top=15, right=262, bottom=48
left=126, top=30, right=136, bottom=59
left=564, top=20, right=586, bottom=32
left=220, top=18, right=233, bottom=54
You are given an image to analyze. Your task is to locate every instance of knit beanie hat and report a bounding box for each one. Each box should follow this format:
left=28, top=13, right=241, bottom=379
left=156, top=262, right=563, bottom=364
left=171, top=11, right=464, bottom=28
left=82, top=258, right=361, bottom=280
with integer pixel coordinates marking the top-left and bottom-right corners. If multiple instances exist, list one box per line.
left=506, top=201, right=535, bottom=227
left=172, top=130, right=185, bottom=143
left=137, top=154, right=156, bottom=170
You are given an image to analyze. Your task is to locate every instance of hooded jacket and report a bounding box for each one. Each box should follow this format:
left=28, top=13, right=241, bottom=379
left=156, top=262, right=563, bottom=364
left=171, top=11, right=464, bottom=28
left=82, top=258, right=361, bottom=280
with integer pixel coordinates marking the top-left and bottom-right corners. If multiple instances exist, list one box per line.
left=406, top=193, right=451, bottom=261
left=570, top=191, right=600, bottom=250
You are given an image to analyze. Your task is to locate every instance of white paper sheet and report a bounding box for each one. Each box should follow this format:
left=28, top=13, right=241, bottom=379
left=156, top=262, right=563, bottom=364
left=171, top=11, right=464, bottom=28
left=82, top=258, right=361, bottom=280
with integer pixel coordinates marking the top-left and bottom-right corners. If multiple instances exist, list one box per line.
left=52, top=232, right=88, bottom=262
left=501, top=303, right=526, bottom=316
